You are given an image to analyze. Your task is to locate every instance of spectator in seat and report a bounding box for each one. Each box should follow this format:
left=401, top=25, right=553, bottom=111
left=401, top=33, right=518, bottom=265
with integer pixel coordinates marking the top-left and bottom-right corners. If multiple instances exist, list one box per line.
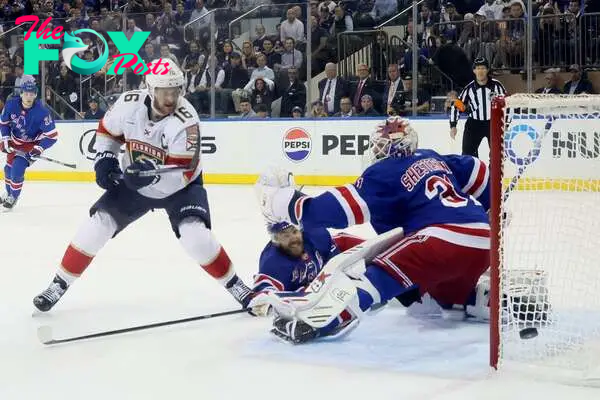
left=382, top=63, right=403, bottom=115
left=223, top=53, right=250, bottom=113
left=253, top=24, right=268, bottom=51
left=477, top=0, right=504, bottom=20
left=181, top=40, right=206, bottom=71
left=309, top=100, right=328, bottom=118
left=125, top=18, right=142, bottom=40
left=444, top=90, right=459, bottom=114
left=239, top=98, right=257, bottom=118
left=249, top=77, right=274, bottom=116
left=280, top=67, right=307, bottom=117
left=318, top=62, right=350, bottom=116
left=372, top=32, right=401, bottom=81
left=219, top=41, right=235, bottom=68
left=555, top=0, right=583, bottom=65
left=292, top=106, right=304, bottom=118
left=496, top=0, right=526, bottom=71
left=280, top=7, right=305, bottom=44
left=241, top=41, right=258, bottom=71
left=439, top=2, right=463, bottom=43
left=563, top=65, right=595, bottom=94
left=250, top=53, right=275, bottom=82
left=0, top=63, right=15, bottom=102
left=330, top=5, right=354, bottom=36
left=262, top=39, right=282, bottom=69
left=278, top=37, right=303, bottom=73
left=397, top=73, right=431, bottom=115
left=184, top=59, right=204, bottom=112
left=142, top=43, right=158, bottom=64
left=255, top=104, right=269, bottom=118
left=82, top=96, right=105, bottom=120
left=310, top=15, right=330, bottom=74
left=319, top=4, right=334, bottom=32
left=334, top=97, right=356, bottom=117
left=351, top=63, right=377, bottom=113
left=358, top=95, right=379, bottom=116
left=536, top=71, right=562, bottom=94
left=371, top=0, right=400, bottom=23
left=192, top=56, right=226, bottom=113
left=160, top=43, right=179, bottom=67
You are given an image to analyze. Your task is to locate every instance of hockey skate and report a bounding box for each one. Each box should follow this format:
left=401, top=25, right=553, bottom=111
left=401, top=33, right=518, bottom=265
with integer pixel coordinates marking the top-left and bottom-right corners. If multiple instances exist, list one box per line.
left=0, top=194, right=17, bottom=212
left=33, top=275, right=69, bottom=312
left=225, top=276, right=253, bottom=308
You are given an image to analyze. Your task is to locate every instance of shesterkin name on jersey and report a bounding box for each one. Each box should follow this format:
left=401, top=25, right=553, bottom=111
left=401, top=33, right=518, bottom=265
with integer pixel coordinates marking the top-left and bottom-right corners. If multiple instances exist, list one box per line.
left=128, top=139, right=166, bottom=164
left=401, top=158, right=452, bottom=192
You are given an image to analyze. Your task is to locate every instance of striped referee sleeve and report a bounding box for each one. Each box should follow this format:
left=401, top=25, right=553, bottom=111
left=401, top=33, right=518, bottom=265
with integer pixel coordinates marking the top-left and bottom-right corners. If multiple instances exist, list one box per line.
left=449, top=84, right=471, bottom=128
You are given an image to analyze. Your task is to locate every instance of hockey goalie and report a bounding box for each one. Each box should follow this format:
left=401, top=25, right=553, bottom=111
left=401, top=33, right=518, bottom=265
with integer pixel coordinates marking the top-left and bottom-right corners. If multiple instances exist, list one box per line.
left=251, top=116, right=548, bottom=343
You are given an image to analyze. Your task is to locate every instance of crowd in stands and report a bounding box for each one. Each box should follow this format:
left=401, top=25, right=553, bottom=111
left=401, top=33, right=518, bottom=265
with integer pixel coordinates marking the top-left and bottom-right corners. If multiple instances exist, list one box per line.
left=0, top=0, right=598, bottom=120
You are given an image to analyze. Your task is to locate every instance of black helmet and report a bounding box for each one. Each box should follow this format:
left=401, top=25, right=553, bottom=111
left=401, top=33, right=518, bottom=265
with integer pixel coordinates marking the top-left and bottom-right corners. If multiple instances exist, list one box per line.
left=472, top=57, right=490, bottom=70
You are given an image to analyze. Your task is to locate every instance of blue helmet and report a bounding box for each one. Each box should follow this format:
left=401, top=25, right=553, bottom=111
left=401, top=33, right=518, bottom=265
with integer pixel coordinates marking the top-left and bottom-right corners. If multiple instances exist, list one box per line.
left=21, top=80, right=38, bottom=94
left=267, top=221, right=297, bottom=242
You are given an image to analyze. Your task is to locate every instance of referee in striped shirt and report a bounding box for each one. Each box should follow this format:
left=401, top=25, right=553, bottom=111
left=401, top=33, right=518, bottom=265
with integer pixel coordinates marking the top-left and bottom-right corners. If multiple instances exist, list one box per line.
left=449, top=57, right=506, bottom=157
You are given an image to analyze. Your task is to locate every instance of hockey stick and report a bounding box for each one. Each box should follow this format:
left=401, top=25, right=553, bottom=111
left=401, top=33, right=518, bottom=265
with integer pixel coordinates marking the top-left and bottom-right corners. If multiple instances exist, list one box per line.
left=36, top=155, right=77, bottom=169
left=14, top=151, right=77, bottom=169
left=109, top=133, right=203, bottom=180
left=37, top=307, right=249, bottom=345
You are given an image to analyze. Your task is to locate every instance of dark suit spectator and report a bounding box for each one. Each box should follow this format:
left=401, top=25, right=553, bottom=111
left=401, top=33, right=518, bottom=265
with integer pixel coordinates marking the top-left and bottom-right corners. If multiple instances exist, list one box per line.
left=318, top=63, right=350, bottom=115
left=396, top=73, right=431, bottom=115
left=252, top=24, right=268, bottom=52
left=382, top=63, right=403, bottom=115
left=333, top=97, right=356, bottom=117
left=262, top=39, right=282, bottom=69
left=351, top=63, right=376, bottom=113
left=563, top=65, right=595, bottom=94
left=184, top=60, right=204, bottom=112
left=221, top=53, right=249, bottom=114
left=358, top=95, right=379, bottom=116
left=279, top=67, right=307, bottom=117
left=535, top=71, right=562, bottom=94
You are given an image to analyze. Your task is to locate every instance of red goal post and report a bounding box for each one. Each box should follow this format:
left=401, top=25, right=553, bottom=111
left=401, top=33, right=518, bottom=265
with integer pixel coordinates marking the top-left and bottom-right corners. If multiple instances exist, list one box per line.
left=489, top=93, right=600, bottom=384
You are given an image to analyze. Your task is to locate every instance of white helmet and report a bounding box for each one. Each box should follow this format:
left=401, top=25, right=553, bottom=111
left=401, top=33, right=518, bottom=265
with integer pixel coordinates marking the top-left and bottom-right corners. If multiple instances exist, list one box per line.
left=368, top=116, right=418, bottom=164
left=145, top=58, right=185, bottom=98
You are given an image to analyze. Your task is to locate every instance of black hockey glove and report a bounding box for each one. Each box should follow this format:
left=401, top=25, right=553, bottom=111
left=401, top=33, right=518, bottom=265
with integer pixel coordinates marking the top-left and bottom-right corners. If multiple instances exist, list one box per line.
left=124, top=159, right=159, bottom=190
left=94, top=152, right=122, bottom=190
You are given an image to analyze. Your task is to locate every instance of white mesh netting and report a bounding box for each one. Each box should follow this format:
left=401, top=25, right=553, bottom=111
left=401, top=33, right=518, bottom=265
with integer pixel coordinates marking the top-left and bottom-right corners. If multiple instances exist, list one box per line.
left=497, top=94, right=600, bottom=384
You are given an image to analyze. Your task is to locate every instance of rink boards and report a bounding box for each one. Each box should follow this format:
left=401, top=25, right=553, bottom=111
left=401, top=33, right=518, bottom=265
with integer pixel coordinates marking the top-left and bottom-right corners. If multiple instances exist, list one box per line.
left=0, top=117, right=598, bottom=189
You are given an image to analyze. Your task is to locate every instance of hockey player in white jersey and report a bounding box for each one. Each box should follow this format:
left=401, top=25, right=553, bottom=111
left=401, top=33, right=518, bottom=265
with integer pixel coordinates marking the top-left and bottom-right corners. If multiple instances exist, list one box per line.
left=33, top=61, right=253, bottom=312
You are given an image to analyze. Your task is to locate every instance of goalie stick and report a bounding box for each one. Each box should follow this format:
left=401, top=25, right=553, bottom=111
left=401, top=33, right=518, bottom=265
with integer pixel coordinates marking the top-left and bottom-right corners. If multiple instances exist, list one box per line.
left=37, top=307, right=249, bottom=345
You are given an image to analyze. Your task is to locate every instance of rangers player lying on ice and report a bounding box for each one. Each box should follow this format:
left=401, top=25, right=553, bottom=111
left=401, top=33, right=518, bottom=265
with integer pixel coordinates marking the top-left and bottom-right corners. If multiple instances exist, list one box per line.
left=0, top=81, right=57, bottom=211
left=33, top=60, right=253, bottom=312
left=251, top=116, right=492, bottom=343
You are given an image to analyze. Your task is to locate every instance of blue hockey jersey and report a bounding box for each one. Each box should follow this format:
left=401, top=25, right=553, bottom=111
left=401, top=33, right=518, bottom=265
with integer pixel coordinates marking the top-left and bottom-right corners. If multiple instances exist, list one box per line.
left=287, top=149, right=490, bottom=237
left=254, top=228, right=338, bottom=293
left=0, top=97, right=57, bottom=150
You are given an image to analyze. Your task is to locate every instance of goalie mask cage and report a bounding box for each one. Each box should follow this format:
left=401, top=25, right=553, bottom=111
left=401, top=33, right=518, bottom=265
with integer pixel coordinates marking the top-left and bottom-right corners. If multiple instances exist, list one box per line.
left=490, top=94, right=600, bottom=385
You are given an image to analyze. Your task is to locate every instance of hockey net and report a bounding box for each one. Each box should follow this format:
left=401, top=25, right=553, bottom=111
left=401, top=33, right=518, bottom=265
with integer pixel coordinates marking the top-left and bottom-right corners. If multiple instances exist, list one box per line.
left=490, top=94, right=600, bottom=384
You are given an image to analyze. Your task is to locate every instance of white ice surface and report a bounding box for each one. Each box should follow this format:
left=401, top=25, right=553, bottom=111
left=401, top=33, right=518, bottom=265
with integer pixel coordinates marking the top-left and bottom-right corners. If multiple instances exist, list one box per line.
left=1, top=183, right=599, bottom=400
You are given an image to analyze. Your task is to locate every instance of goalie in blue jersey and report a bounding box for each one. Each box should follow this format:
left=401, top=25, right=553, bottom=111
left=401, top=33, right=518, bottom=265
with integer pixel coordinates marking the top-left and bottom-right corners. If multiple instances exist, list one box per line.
left=0, top=81, right=58, bottom=211
left=251, top=116, right=493, bottom=343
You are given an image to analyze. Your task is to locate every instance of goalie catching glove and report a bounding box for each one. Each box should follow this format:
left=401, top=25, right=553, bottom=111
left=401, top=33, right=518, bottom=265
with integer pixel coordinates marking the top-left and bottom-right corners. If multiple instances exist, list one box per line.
left=254, top=166, right=299, bottom=224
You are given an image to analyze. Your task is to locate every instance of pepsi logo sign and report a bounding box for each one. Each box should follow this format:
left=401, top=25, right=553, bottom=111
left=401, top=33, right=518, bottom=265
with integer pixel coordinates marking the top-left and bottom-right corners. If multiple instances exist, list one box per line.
left=282, top=128, right=311, bottom=162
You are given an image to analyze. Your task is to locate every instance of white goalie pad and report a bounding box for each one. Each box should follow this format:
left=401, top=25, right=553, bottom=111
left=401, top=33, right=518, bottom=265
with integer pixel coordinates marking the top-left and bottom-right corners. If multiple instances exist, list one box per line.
left=267, top=227, right=405, bottom=328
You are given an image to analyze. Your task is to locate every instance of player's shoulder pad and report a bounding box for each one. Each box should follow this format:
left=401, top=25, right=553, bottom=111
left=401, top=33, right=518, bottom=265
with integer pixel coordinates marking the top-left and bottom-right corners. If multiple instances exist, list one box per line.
left=5, top=96, right=21, bottom=110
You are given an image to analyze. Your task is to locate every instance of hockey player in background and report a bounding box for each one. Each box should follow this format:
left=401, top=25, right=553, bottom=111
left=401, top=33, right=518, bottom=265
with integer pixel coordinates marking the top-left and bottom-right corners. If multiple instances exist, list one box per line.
left=33, top=61, right=253, bottom=312
left=0, top=81, right=57, bottom=211
left=252, top=116, right=491, bottom=343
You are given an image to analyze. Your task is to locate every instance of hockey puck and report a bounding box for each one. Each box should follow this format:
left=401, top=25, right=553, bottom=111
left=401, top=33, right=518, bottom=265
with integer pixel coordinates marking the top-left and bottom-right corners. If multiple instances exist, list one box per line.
left=519, top=327, right=538, bottom=339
